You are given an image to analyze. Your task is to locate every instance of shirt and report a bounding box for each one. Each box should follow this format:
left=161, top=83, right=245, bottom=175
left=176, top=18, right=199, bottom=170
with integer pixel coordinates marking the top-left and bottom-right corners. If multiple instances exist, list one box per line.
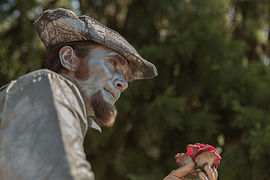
left=0, top=69, right=96, bottom=180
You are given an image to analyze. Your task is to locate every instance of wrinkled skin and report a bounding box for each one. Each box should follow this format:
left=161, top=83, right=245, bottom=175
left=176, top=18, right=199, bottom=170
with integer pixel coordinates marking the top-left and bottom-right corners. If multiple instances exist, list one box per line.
left=59, top=44, right=128, bottom=127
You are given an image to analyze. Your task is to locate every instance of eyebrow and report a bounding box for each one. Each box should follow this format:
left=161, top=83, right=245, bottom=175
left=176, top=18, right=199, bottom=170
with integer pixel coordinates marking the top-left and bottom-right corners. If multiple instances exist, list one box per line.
left=107, top=54, right=127, bottom=65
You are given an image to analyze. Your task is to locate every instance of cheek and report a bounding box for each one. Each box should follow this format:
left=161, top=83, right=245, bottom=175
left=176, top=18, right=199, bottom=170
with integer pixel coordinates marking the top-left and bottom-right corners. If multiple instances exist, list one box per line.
left=88, top=62, right=114, bottom=83
left=80, top=77, right=100, bottom=96
left=79, top=75, right=106, bottom=102
left=77, top=60, right=114, bottom=98
left=75, top=58, right=90, bottom=80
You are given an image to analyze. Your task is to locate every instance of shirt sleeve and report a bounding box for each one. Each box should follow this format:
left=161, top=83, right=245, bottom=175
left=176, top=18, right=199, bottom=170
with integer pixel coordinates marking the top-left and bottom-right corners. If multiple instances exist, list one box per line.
left=0, top=70, right=94, bottom=180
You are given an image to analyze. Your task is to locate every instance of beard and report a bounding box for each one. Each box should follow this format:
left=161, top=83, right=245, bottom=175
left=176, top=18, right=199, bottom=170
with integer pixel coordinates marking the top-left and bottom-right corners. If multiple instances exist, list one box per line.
left=90, top=90, right=117, bottom=127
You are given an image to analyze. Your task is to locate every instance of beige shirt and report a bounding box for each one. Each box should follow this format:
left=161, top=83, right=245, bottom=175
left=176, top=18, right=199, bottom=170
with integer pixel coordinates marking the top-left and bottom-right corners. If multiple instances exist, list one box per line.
left=0, top=69, right=95, bottom=180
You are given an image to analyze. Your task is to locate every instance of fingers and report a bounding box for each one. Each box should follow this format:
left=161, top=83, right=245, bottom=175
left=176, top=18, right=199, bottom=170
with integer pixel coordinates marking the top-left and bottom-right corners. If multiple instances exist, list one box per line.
left=213, top=167, right=218, bottom=179
left=165, top=163, right=218, bottom=180
left=204, top=165, right=214, bottom=180
left=171, top=161, right=195, bottom=178
left=163, top=174, right=180, bottom=180
left=199, top=172, right=208, bottom=180
left=199, top=165, right=218, bottom=180
left=164, top=161, right=195, bottom=180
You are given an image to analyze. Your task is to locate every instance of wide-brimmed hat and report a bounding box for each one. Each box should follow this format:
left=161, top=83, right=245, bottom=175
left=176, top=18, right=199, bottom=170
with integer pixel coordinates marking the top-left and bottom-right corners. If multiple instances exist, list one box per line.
left=33, top=8, right=158, bottom=81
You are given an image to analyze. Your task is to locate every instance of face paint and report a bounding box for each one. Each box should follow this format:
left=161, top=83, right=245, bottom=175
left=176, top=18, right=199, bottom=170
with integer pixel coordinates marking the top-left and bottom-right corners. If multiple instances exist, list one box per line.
left=75, top=45, right=128, bottom=127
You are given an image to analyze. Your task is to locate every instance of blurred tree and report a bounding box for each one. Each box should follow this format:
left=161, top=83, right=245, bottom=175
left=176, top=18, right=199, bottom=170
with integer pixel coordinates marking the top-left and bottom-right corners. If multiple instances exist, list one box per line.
left=1, top=0, right=270, bottom=180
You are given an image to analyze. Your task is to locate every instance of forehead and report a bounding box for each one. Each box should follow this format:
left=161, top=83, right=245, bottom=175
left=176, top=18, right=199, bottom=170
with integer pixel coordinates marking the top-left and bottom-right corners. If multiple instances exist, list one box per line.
left=88, top=45, right=124, bottom=60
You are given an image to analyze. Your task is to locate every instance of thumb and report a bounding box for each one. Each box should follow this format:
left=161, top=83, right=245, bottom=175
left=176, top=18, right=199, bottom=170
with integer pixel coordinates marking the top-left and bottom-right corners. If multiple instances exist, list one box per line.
left=170, top=161, right=195, bottom=178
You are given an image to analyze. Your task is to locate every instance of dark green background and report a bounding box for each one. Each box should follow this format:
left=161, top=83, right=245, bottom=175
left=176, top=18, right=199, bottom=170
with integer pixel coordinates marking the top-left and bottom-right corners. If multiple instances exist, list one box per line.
left=1, top=0, right=270, bottom=179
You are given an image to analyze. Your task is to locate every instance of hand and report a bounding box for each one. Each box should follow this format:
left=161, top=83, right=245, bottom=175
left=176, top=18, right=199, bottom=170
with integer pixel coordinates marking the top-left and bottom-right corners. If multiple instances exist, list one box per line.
left=198, top=165, right=218, bottom=180
left=163, top=163, right=218, bottom=180
left=163, top=161, right=194, bottom=180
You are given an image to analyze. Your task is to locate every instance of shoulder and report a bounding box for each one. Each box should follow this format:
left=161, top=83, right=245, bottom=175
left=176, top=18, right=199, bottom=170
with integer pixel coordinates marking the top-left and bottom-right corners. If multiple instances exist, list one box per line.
left=5, top=69, right=84, bottom=106
left=18, top=69, right=67, bottom=84
left=7, top=69, right=64, bottom=89
left=2, top=69, right=87, bottom=129
left=12, top=69, right=78, bottom=92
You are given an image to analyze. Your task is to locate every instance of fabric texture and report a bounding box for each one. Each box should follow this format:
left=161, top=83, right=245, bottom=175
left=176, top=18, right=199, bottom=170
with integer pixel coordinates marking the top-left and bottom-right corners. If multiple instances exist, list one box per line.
left=0, top=69, right=95, bottom=180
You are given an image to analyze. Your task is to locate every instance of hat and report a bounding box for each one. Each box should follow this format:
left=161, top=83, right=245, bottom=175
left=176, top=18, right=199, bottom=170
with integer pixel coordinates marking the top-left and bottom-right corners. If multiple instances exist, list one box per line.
left=33, top=8, right=158, bottom=81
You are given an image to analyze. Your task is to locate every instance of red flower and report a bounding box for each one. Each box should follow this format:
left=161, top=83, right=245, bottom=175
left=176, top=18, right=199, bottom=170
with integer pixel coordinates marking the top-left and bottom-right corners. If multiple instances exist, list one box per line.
left=175, top=143, right=221, bottom=169
left=187, top=143, right=221, bottom=168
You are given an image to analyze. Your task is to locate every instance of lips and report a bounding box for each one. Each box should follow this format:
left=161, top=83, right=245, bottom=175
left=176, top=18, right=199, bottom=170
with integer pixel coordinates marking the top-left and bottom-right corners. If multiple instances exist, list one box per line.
left=104, top=87, right=116, bottom=101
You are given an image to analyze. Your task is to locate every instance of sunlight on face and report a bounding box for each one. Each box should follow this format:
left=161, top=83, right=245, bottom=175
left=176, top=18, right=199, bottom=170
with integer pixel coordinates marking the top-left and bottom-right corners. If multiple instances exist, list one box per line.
left=76, top=45, right=129, bottom=127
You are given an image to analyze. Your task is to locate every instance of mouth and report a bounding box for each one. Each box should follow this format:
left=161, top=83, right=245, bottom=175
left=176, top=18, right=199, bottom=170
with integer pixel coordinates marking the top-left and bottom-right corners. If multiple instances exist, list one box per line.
left=104, top=87, right=116, bottom=101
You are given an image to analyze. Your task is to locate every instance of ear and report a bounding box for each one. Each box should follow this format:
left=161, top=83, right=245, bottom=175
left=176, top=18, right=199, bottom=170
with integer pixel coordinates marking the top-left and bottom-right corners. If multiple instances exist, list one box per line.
left=59, top=46, right=78, bottom=72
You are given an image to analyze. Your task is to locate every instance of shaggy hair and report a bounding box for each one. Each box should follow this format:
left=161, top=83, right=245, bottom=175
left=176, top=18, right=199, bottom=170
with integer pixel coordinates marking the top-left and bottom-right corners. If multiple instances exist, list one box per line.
left=43, top=41, right=98, bottom=72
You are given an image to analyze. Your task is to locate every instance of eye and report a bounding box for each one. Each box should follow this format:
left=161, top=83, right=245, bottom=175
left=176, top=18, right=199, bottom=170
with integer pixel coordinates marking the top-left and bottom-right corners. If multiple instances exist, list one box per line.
left=107, top=59, right=117, bottom=69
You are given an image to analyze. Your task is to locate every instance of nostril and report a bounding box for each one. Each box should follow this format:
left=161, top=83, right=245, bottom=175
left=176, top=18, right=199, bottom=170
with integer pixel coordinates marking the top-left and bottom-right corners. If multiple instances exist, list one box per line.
left=116, top=83, right=122, bottom=88
left=114, top=80, right=128, bottom=91
left=115, top=82, right=122, bottom=89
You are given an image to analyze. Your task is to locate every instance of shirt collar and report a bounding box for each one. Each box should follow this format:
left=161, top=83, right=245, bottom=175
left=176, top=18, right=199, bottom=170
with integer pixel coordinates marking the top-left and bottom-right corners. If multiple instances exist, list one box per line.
left=87, top=117, right=102, bottom=132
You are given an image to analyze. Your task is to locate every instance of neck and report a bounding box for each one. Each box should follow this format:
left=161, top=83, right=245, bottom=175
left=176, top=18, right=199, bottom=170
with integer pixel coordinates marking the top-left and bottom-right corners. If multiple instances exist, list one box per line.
left=60, top=73, right=81, bottom=92
left=59, top=68, right=73, bottom=76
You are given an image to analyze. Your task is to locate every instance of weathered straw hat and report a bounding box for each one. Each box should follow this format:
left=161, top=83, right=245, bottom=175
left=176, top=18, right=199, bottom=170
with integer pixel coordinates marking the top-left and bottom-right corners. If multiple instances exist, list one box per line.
left=33, top=8, right=158, bottom=81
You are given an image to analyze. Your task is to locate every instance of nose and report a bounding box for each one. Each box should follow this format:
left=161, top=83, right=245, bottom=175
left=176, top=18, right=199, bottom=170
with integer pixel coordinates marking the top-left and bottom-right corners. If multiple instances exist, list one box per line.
left=113, top=78, right=128, bottom=92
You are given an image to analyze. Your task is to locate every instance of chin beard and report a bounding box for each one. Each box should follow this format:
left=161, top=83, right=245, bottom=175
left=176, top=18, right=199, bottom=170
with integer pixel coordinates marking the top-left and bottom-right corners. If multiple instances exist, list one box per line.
left=90, top=90, right=117, bottom=127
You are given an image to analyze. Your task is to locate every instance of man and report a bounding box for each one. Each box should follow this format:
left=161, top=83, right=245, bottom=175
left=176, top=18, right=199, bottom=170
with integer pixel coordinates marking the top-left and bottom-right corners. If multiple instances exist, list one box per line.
left=0, top=8, right=217, bottom=180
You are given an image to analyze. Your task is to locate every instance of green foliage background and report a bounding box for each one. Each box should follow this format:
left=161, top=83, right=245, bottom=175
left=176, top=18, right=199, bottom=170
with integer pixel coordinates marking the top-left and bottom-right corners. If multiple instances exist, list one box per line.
left=1, top=0, right=270, bottom=179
